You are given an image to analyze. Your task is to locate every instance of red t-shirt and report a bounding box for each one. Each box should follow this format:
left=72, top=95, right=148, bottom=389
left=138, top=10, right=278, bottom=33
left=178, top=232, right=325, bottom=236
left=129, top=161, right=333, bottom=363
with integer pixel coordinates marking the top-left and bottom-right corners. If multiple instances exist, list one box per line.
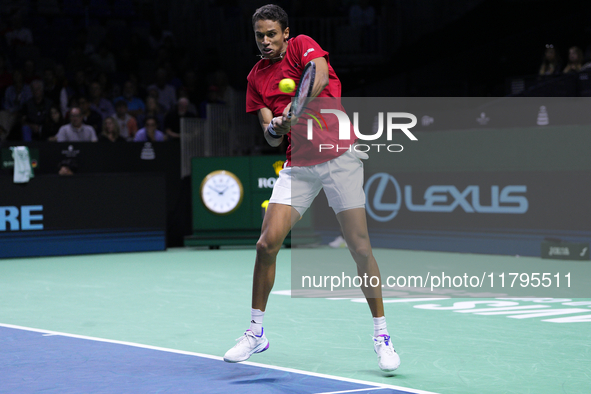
left=246, top=35, right=354, bottom=166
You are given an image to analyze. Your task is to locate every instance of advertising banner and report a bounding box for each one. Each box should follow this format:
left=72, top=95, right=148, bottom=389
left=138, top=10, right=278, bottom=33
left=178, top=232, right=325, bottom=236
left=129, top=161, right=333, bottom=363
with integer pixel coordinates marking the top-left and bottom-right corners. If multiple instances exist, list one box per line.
left=289, top=97, right=591, bottom=298
left=0, top=173, right=166, bottom=258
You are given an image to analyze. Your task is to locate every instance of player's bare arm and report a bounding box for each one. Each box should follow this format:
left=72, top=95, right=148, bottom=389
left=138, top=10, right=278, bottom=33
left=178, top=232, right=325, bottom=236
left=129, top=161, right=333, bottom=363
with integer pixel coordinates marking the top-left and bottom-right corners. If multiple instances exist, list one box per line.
left=310, top=57, right=329, bottom=97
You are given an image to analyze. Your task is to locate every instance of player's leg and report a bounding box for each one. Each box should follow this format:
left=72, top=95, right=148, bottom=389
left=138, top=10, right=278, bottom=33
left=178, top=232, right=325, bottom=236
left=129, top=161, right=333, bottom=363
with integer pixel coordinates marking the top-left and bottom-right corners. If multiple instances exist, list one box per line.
left=224, top=203, right=297, bottom=363
left=322, top=150, right=400, bottom=372
left=320, top=151, right=385, bottom=315
left=225, top=166, right=317, bottom=364
left=336, top=207, right=383, bottom=316
left=337, top=207, right=400, bottom=372
left=252, top=202, right=300, bottom=311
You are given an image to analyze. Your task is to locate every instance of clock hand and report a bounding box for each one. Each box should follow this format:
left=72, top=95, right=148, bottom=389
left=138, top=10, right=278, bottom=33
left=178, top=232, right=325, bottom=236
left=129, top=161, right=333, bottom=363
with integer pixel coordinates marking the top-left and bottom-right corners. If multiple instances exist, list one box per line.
left=208, top=184, right=223, bottom=194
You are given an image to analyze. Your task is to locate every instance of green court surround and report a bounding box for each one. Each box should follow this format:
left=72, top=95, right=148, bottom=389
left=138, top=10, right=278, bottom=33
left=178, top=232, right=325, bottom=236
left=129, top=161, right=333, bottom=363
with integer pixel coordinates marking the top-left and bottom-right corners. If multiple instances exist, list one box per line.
left=0, top=248, right=589, bottom=393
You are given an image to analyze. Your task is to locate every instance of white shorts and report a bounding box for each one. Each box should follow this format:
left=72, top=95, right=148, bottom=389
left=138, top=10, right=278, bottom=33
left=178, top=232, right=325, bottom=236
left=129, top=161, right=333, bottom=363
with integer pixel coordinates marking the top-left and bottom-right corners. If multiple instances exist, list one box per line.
left=269, top=150, right=366, bottom=216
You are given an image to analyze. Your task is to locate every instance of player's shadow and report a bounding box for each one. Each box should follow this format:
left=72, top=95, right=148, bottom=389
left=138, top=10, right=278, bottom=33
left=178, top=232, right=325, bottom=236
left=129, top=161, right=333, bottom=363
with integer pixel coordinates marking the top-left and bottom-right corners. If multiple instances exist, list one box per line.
left=360, top=369, right=400, bottom=378
left=230, top=377, right=280, bottom=385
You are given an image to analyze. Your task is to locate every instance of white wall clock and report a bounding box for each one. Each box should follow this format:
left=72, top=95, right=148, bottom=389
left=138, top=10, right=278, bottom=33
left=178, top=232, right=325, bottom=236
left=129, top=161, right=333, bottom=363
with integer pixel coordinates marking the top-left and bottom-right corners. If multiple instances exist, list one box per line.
left=200, top=170, right=244, bottom=215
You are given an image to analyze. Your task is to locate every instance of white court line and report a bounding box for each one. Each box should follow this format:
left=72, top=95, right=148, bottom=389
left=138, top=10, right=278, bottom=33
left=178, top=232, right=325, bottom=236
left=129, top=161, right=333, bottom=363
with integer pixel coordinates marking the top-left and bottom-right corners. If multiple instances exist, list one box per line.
left=271, top=291, right=450, bottom=305
left=0, top=322, right=439, bottom=394
left=381, top=298, right=450, bottom=303
left=314, top=387, right=389, bottom=394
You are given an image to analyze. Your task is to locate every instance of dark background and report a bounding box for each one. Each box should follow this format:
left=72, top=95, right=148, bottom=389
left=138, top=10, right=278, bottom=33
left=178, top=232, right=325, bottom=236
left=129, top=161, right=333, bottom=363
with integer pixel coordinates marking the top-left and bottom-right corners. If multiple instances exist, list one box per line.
left=166, top=0, right=591, bottom=97
left=1, top=0, right=589, bottom=98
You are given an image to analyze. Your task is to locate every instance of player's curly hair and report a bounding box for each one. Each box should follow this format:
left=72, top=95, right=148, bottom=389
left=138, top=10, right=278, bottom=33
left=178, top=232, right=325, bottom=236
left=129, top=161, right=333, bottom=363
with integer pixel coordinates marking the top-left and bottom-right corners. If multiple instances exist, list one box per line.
left=252, top=4, right=289, bottom=31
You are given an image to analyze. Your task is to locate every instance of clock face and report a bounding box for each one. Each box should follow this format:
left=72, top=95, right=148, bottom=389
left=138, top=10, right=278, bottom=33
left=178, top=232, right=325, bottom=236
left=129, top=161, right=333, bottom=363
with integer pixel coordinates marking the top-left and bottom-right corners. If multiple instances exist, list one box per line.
left=200, top=170, right=244, bottom=215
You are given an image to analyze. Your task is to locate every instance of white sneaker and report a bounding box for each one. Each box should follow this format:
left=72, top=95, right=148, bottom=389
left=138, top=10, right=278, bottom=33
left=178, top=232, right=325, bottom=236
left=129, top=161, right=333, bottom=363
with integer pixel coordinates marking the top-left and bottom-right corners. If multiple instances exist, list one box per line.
left=224, top=329, right=269, bottom=363
left=373, top=334, right=400, bottom=372
left=329, top=235, right=347, bottom=248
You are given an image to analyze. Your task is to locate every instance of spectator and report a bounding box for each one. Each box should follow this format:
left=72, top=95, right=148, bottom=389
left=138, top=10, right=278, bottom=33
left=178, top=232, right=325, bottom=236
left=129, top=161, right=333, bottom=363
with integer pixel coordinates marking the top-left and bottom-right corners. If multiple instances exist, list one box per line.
left=54, top=64, right=68, bottom=91
left=67, top=30, right=93, bottom=73
left=76, top=29, right=95, bottom=57
left=137, top=96, right=164, bottom=129
left=0, top=55, right=13, bottom=96
left=147, top=68, right=177, bottom=112
left=134, top=116, right=166, bottom=142
left=539, top=44, right=562, bottom=76
left=581, top=45, right=591, bottom=70
left=210, top=70, right=237, bottom=106
left=199, top=85, right=225, bottom=118
left=90, top=43, right=117, bottom=75
left=155, top=47, right=170, bottom=70
left=22, top=79, right=53, bottom=141
left=128, top=73, right=147, bottom=102
left=349, top=0, right=376, bottom=28
left=43, top=68, right=61, bottom=105
left=22, top=59, right=40, bottom=84
left=77, top=95, right=103, bottom=135
left=60, top=70, right=88, bottom=117
left=97, top=72, right=115, bottom=101
left=163, top=61, right=183, bottom=90
left=160, top=35, right=181, bottom=65
left=563, top=46, right=583, bottom=73
left=41, top=106, right=65, bottom=141
left=349, top=0, right=376, bottom=51
left=0, top=69, right=31, bottom=139
left=58, top=158, right=78, bottom=175
left=89, top=81, right=115, bottom=121
left=4, top=13, right=33, bottom=48
left=177, top=87, right=198, bottom=114
left=55, top=107, right=97, bottom=142
left=116, top=34, right=142, bottom=76
left=148, top=26, right=176, bottom=52
left=113, top=81, right=145, bottom=118
left=113, top=100, right=138, bottom=140
left=99, top=116, right=126, bottom=142
left=147, top=85, right=159, bottom=102
left=321, top=0, right=347, bottom=17
left=182, top=70, right=204, bottom=108
left=164, top=97, right=196, bottom=139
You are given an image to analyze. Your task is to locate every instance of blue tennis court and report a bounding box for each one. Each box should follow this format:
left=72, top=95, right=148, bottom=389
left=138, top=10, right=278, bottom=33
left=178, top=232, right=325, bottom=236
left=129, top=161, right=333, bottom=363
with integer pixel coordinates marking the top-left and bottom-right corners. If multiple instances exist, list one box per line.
left=0, top=324, right=428, bottom=394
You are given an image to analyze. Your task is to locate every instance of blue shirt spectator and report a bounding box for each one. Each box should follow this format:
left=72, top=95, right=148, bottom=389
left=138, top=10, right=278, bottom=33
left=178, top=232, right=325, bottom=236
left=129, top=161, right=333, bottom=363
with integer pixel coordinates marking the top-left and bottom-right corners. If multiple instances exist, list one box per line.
left=113, top=81, right=145, bottom=118
left=3, top=70, right=31, bottom=113
left=134, top=116, right=166, bottom=142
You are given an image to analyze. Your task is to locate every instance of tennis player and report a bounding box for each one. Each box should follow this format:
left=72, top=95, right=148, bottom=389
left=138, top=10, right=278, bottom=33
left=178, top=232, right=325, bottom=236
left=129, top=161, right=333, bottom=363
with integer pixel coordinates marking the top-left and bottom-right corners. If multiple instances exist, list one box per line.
left=224, top=4, right=400, bottom=372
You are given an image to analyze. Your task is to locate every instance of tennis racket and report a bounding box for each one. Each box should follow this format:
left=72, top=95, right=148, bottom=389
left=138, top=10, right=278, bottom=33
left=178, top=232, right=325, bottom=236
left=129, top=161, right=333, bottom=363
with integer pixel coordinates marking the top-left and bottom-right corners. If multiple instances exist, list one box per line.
left=288, top=61, right=316, bottom=120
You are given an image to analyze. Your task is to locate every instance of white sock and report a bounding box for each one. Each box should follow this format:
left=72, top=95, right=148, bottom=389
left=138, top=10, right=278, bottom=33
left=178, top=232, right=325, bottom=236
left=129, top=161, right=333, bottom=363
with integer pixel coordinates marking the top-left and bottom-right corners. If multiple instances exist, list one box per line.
left=249, top=308, right=265, bottom=336
left=373, top=316, right=389, bottom=337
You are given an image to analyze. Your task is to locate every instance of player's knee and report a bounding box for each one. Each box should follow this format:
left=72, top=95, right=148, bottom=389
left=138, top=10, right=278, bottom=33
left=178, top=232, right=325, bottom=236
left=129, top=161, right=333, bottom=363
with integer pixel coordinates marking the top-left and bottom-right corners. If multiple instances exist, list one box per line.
left=349, top=244, right=371, bottom=263
left=256, top=238, right=281, bottom=257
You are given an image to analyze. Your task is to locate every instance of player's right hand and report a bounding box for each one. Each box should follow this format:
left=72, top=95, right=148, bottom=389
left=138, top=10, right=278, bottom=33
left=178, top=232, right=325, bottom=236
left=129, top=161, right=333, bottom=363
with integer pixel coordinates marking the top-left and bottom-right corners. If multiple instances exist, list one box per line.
left=272, top=116, right=291, bottom=135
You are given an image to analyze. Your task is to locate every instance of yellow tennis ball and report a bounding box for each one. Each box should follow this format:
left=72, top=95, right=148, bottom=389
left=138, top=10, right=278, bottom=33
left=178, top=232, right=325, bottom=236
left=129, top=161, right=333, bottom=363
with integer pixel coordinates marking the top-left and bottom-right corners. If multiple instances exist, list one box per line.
left=279, top=78, right=296, bottom=93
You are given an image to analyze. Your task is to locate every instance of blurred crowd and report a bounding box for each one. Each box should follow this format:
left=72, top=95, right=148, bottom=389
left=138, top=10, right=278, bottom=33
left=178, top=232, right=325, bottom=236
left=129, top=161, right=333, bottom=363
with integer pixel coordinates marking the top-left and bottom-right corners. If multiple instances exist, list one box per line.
left=0, top=0, right=391, bottom=144
left=538, top=44, right=591, bottom=76
left=0, top=6, right=237, bottom=143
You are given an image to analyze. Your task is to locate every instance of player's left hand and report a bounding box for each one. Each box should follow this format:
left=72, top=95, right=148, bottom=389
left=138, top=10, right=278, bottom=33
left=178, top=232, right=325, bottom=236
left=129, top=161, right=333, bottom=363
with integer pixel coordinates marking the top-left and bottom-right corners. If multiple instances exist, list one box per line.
left=282, top=102, right=299, bottom=126
left=282, top=102, right=292, bottom=116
